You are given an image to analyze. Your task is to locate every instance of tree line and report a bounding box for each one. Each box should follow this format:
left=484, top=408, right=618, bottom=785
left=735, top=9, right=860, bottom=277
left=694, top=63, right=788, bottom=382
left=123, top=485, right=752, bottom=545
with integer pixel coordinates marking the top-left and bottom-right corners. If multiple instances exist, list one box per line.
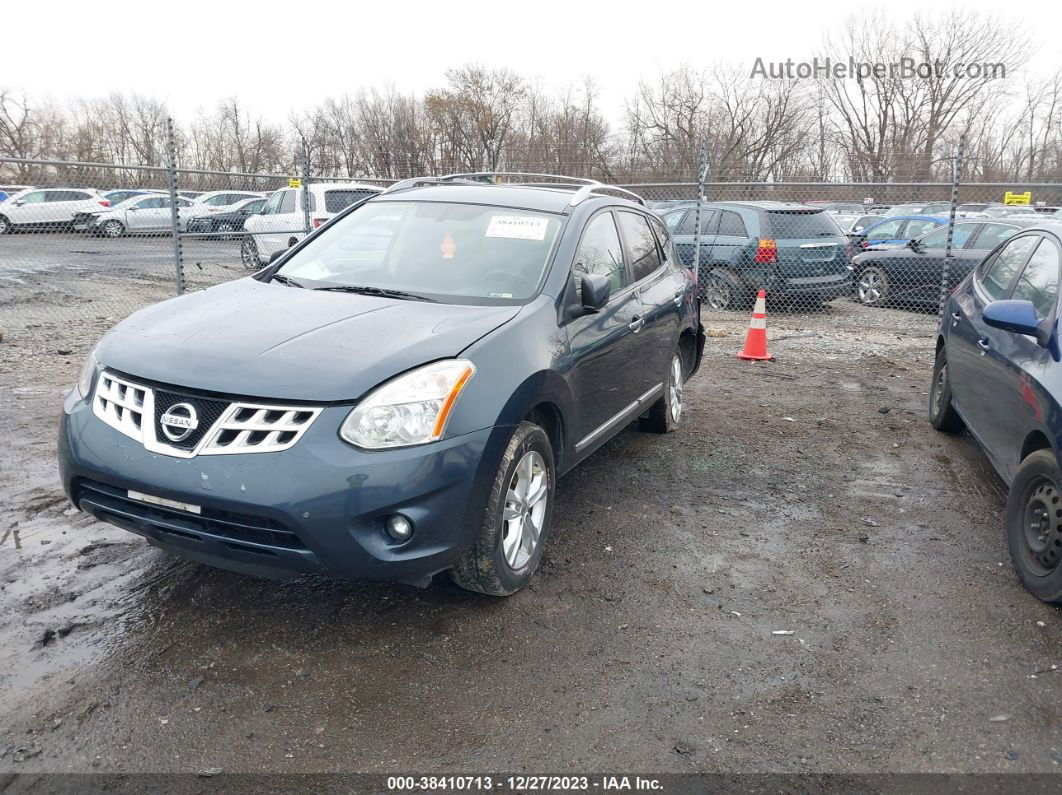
left=1, top=10, right=1058, bottom=186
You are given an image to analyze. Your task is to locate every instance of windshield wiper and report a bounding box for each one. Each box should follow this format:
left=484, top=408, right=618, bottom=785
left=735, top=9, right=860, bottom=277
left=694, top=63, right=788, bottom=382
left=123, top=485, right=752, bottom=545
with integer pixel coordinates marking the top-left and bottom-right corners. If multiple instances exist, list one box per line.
left=313, top=285, right=436, bottom=302
left=271, top=273, right=305, bottom=288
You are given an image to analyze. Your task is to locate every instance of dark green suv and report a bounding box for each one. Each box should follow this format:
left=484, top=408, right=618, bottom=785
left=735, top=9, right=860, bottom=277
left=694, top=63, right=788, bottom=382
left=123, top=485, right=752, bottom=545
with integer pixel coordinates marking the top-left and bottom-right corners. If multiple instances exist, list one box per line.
left=661, top=201, right=853, bottom=309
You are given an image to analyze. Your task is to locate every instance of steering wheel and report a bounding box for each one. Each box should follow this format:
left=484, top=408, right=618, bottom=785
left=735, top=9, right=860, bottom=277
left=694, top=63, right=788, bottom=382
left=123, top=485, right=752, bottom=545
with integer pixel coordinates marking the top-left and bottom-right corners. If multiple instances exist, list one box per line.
left=477, top=269, right=534, bottom=296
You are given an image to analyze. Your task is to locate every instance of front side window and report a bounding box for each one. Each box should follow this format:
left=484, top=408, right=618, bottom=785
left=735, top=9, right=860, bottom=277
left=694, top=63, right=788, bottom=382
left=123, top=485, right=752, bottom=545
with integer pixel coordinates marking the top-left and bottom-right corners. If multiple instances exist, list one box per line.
left=865, top=219, right=904, bottom=240
left=260, top=191, right=284, bottom=215
left=662, top=209, right=686, bottom=232
left=981, top=235, right=1039, bottom=300
left=677, top=208, right=717, bottom=236
left=243, top=199, right=265, bottom=213
left=617, top=211, right=662, bottom=282
left=277, top=201, right=563, bottom=304
left=279, top=190, right=296, bottom=214
left=18, top=191, right=46, bottom=204
left=573, top=211, right=627, bottom=297
left=1011, top=240, right=1061, bottom=318
left=919, top=225, right=974, bottom=249
left=904, top=219, right=940, bottom=239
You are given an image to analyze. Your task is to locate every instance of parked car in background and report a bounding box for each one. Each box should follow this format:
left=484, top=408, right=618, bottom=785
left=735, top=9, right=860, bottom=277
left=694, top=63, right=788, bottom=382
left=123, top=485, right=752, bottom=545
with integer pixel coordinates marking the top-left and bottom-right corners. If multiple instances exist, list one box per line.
left=178, top=191, right=204, bottom=200
left=663, top=201, right=851, bottom=309
left=0, top=184, right=33, bottom=200
left=956, top=203, right=990, bottom=217
left=805, top=201, right=867, bottom=214
left=182, top=190, right=264, bottom=222
left=930, top=225, right=1062, bottom=604
left=647, top=199, right=696, bottom=213
left=0, top=188, right=110, bottom=234
left=77, top=194, right=195, bottom=237
left=850, top=219, right=1044, bottom=307
left=186, top=196, right=267, bottom=237
left=983, top=205, right=1038, bottom=219
left=829, top=214, right=862, bottom=233
left=848, top=214, right=884, bottom=235
left=104, top=189, right=164, bottom=206
left=850, top=215, right=948, bottom=252
left=59, top=175, right=703, bottom=596
left=242, top=182, right=383, bottom=267
left=884, top=202, right=951, bottom=217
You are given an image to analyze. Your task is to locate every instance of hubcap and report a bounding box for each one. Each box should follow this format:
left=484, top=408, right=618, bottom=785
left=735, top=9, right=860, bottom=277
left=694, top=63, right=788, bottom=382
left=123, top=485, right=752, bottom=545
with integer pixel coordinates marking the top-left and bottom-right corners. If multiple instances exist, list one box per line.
left=669, top=355, right=683, bottom=423
left=242, top=239, right=257, bottom=267
left=105, top=222, right=121, bottom=237
left=1022, top=479, right=1062, bottom=575
left=502, top=450, right=548, bottom=570
left=858, top=271, right=882, bottom=304
left=932, top=363, right=947, bottom=416
left=705, top=276, right=731, bottom=310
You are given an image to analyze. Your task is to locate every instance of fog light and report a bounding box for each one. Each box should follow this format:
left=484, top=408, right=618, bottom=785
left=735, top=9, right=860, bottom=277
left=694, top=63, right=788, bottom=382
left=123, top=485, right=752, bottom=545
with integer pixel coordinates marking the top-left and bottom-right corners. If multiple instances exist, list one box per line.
left=385, top=514, right=413, bottom=542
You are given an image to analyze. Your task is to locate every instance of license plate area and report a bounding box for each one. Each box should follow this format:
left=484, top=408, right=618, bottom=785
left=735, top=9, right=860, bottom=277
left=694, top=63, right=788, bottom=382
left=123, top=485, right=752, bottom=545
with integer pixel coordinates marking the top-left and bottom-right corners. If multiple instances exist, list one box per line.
left=127, top=490, right=202, bottom=515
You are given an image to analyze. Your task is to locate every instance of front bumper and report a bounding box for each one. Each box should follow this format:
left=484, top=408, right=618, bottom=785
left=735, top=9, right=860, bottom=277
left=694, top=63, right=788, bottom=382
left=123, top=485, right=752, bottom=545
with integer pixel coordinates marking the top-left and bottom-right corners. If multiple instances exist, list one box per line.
left=72, top=213, right=102, bottom=232
left=59, top=389, right=508, bottom=584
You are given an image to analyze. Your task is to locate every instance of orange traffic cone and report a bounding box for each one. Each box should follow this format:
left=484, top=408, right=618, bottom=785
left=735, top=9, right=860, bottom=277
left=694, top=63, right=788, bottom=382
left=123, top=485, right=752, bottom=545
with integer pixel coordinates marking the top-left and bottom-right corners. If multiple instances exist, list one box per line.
left=737, top=290, right=773, bottom=361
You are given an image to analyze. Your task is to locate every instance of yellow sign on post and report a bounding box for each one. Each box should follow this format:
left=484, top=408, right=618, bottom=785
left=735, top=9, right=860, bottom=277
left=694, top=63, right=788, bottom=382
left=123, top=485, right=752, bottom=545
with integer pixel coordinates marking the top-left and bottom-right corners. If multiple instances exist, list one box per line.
left=1004, top=191, right=1031, bottom=206
left=288, top=178, right=302, bottom=189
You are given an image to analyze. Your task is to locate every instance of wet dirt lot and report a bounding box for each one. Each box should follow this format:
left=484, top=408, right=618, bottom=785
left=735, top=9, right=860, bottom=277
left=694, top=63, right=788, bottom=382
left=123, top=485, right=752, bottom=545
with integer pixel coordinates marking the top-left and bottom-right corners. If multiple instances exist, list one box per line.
left=1, top=298, right=1060, bottom=776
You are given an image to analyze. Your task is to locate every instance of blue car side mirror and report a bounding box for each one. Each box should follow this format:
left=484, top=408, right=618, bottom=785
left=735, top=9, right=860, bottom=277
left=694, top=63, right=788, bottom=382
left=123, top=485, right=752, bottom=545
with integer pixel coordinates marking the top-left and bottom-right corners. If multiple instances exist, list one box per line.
left=983, top=299, right=1043, bottom=341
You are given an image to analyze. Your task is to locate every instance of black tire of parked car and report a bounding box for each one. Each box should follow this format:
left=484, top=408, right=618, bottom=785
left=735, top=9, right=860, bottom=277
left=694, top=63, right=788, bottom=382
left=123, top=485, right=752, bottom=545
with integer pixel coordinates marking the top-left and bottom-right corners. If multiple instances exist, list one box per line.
left=241, top=237, right=261, bottom=270
left=703, top=268, right=748, bottom=311
left=640, top=350, right=684, bottom=433
left=856, top=265, right=889, bottom=306
left=1006, top=449, right=1062, bottom=604
left=0, top=215, right=9, bottom=235
left=450, top=420, right=556, bottom=596
left=102, top=220, right=125, bottom=239
left=928, top=347, right=964, bottom=432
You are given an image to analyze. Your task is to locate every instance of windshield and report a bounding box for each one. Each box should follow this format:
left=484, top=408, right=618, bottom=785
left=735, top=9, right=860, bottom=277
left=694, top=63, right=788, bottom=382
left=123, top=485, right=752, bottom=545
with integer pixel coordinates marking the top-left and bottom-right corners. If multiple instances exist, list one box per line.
left=277, top=200, right=563, bottom=303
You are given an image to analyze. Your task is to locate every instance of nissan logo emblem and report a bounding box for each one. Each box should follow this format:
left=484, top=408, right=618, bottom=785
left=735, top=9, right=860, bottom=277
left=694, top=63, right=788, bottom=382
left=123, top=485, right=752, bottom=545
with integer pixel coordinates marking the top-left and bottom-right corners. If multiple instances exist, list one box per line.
left=160, top=403, right=199, bottom=442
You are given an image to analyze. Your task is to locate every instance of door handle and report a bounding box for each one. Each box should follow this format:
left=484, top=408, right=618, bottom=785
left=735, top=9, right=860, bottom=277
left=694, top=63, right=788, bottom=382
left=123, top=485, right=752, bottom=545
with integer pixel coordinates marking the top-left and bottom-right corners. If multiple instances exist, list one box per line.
left=673, top=290, right=684, bottom=306
left=977, top=338, right=990, bottom=352
left=629, top=316, right=645, bottom=333
left=951, top=311, right=961, bottom=322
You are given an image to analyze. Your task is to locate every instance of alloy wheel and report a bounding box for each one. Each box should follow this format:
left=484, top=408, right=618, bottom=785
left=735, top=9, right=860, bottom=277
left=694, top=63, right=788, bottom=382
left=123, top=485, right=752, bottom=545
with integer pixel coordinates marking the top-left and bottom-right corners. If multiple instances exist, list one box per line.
left=858, top=270, right=883, bottom=305
left=704, top=275, right=731, bottom=310
left=103, top=221, right=123, bottom=238
left=0, top=217, right=9, bottom=235
left=932, top=363, right=947, bottom=417
left=241, top=238, right=260, bottom=269
left=501, top=450, right=549, bottom=570
left=669, top=354, right=684, bottom=423
left=1022, top=479, right=1062, bottom=576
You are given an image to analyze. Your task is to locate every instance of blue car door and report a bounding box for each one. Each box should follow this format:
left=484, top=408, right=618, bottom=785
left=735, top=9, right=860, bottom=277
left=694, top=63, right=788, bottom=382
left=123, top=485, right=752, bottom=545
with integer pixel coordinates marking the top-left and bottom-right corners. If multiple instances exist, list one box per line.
left=949, top=234, right=1041, bottom=471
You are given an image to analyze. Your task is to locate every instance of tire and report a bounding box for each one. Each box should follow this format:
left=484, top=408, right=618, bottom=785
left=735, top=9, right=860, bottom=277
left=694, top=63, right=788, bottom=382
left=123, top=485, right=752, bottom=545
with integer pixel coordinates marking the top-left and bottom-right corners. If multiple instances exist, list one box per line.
left=0, top=215, right=9, bottom=235
left=241, top=236, right=262, bottom=270
left=928, top=346, right=964, bottom=432
left=641, top=350, right=684, bottom=433
left=102, top=220, right=124, bottom=239
left=1006, top=449, right=1062, bottom=604
left=857, top=266, right=888, bottom=306
left=450, top=421, right=555, bottom=596
left=217, top=222, right=235, bottom=240
left=702, top=268, right=747, bottom=311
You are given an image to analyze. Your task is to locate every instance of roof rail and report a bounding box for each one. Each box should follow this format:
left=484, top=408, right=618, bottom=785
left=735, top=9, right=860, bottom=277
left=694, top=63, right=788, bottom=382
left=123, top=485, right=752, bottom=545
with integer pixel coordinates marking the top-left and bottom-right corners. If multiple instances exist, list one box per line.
left=378, top=172, right=645, bottom=206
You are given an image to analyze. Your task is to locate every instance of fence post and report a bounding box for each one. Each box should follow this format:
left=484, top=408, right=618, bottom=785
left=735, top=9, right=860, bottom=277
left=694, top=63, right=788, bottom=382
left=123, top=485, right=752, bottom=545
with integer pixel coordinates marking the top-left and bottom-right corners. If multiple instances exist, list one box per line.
left=301, top=139, right=311, bottom=236
left=692, top=140, right=709, bottom=292
left=938, top=133, right=966, bottom=316
left=165, top=117, right=184, bottom=295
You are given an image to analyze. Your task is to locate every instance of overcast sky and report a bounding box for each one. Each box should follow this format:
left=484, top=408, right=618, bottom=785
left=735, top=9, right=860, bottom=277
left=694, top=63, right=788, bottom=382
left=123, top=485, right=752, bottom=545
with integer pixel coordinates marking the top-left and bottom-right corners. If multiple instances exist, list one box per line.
left=7, top=0, right=1060, bottom=123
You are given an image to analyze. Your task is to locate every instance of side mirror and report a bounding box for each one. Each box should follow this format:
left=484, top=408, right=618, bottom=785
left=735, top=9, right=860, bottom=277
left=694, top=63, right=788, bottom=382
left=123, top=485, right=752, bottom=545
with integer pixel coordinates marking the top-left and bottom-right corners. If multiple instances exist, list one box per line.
left=579, top=273, right=610, bottom=314
left=907, top=238, right=920, bottom=252
left=267, top=248, right=289, bottom=265
left=983, top=300, right=1043, bottom=342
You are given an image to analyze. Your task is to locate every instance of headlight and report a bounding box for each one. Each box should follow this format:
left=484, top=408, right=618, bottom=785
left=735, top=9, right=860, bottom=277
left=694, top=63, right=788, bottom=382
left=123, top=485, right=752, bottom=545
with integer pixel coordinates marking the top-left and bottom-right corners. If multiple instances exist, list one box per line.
left=339, top=359, right=476, bottom=449
left=76, top=346, right=99, bottom=398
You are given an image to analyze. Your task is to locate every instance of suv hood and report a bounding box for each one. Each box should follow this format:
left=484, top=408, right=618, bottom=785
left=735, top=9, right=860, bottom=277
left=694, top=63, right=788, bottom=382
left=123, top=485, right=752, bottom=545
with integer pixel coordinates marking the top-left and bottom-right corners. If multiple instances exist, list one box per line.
left=98, top=278, right=521, bottom=401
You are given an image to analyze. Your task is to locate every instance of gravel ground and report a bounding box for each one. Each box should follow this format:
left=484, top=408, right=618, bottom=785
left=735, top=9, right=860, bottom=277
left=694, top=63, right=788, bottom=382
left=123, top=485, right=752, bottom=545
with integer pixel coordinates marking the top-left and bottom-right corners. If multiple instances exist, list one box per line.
left=0, top=264, right=1059, bottom=778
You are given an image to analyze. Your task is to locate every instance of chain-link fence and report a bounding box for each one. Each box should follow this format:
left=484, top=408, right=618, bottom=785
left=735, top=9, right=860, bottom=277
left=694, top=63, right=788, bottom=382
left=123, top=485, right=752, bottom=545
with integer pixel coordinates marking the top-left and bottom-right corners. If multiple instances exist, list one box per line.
left=3, top=146, right=1062, bottom=372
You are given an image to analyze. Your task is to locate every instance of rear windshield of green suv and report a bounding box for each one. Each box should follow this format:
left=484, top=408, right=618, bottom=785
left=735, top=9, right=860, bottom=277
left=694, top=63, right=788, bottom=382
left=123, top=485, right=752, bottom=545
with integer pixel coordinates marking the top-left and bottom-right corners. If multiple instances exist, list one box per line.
left=766, top=211, right=842, bottom=239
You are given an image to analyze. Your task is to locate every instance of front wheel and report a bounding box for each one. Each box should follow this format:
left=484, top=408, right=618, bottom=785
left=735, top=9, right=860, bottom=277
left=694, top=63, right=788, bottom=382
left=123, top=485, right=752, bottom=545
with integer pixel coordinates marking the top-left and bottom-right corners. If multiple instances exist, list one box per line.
left=0, top=215, right=10, bottom=235
left=102, top=220, right=124, bottom=238
left=1006, top=450, right=1062, bottom=604
left=241, top=236, right=262, bottom=269
left=641, top=351, right=684, bottom=433
left=450, top=421, right=555, bottom=596
left=857, top=266, right=889, bottom=306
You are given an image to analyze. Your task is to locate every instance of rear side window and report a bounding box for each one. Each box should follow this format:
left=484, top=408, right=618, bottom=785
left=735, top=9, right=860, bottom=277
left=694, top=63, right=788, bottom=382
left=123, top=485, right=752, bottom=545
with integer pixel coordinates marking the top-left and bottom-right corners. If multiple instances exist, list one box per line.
left=1011, top=240, right=1061, bottom=317
left=905, top=219, right=940, bottom=239
left=981, top=235, right=1039, bottom=300
left=324, top=190, right=376, bottom=213
left=662, top=209, right=686, bottom=232
left=717, top=210, right=747, bottom=237
left=617, top=212, right=662, bottom=282
left=646, top=215, right=672, bottom=261
left=768, top=211, right=839, bottom=239
left=573, top=212, right=627, bottom=298
left=975, top=224, right=1019, bottom=250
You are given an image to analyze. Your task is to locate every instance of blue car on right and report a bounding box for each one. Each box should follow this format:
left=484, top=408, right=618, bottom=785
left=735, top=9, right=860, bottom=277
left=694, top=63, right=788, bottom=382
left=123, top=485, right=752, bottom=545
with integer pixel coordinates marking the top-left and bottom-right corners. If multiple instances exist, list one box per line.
left=932, top=224, right=1062, bottom=604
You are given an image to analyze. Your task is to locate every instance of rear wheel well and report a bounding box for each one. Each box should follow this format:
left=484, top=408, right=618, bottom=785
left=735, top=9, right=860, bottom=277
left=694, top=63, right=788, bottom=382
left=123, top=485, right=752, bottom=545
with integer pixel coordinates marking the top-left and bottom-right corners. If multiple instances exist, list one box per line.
left=678, top=330, right=697, bottom=377
left=935, top=336, right=945, bottom=356
left=1021, top=431, right=1052, bottom=462
left=525, top=402, right=564, bottom=471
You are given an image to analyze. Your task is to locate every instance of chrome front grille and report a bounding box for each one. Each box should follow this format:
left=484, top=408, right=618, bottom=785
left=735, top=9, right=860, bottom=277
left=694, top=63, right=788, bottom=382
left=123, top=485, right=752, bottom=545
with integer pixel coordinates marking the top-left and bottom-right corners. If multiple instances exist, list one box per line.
left=91, top=370, right=322, bottom=458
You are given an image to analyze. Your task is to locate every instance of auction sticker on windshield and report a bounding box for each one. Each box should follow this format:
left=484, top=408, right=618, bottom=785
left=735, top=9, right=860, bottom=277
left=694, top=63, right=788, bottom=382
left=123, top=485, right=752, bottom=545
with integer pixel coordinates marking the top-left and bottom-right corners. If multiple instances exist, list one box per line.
left=486, top=215, right=549, bottom=240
